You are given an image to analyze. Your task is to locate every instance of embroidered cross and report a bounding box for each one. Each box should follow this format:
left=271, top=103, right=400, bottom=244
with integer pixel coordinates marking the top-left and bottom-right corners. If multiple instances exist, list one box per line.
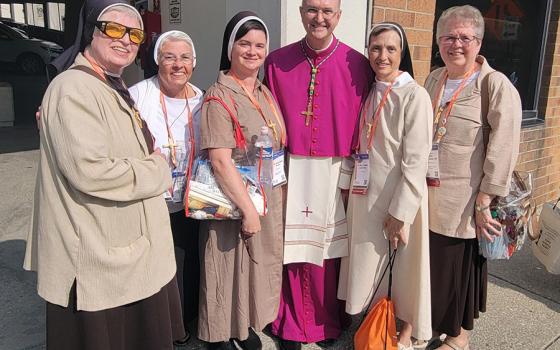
left=301, top=206, right=313, bottom=217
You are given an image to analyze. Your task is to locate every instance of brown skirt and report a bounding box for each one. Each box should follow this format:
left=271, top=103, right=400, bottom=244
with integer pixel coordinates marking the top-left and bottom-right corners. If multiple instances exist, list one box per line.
left=46, top=276, right=185, bottom=350
left=429, top=231, right=487, bottom=337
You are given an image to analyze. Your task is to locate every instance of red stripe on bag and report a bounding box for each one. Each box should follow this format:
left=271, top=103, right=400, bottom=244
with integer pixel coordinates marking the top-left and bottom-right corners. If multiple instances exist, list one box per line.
left=203, top=96, right=247, bottom=149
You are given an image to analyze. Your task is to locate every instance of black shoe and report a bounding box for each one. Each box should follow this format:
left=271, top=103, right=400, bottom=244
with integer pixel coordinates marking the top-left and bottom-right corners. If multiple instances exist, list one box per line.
left=278, top=339, right=302, bottom=350
left=173, top=330, right=191, bottom=347
left=207, top=340, right=235, bottom=350
left=316, top=339, right=336, bottom=348
left=232, top=328, right=262, bottom=350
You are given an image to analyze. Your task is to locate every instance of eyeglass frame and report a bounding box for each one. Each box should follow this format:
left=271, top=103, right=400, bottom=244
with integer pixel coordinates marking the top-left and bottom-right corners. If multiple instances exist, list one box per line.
left=438, top=34, right=480, bottom=46
left=301, top=5, right=340, bottom=19
left=159, top=53, right=195, bottom=66
left=94, top=21, right=146, bottom=45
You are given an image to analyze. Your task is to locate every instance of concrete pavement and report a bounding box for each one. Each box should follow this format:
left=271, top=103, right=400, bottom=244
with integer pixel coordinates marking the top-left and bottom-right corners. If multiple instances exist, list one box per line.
left=0, top=128, right=558, bottom=349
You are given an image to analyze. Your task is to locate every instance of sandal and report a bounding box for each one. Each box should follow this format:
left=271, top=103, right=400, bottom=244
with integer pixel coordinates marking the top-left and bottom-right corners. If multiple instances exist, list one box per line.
left=441, top=338, right=470, bottom=350
left=412, top=339, right=429, bottom=349
left=398, top=342, right=414, bottom=350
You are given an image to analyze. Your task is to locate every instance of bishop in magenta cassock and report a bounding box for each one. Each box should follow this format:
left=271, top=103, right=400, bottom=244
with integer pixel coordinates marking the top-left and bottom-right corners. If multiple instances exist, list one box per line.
left=264, top=0, right=373, bottom=347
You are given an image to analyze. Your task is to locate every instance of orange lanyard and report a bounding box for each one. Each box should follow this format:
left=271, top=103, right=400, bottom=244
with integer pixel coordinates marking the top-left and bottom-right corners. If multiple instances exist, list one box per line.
left=356, top=76, right=398, bottom=152
left=159, top=84, right=194, bottom=168
left=230, top=73, right=286, bottom=146
left=431, top=67, right=476, bottom=144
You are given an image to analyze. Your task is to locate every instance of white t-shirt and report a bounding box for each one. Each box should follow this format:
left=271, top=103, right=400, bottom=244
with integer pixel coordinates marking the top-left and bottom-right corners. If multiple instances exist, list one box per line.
left=441, top=71, right=480, bottom=106
left=129, top=76, right=204, bottom=213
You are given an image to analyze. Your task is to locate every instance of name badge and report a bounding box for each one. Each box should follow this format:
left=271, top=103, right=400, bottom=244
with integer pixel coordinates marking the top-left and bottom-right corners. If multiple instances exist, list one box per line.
left=426, top=144, right=441, bottom=187
left=352, top=153, right=369, bottom=195
left=272, top=149, right=287, bottom=188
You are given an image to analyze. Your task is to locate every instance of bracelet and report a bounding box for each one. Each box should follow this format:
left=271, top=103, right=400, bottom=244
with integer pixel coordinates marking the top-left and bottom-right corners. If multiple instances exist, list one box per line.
left=475, top=203, right=490, bottom=212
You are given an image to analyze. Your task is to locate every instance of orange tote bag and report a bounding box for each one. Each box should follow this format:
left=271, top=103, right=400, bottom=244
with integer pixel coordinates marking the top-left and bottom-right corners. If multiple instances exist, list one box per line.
left=354, top=246, right=398, bottom=350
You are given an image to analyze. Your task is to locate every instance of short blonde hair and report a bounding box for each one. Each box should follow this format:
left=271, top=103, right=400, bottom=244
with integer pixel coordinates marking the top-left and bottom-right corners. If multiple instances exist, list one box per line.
left=436, top=5, right=484, bottom=40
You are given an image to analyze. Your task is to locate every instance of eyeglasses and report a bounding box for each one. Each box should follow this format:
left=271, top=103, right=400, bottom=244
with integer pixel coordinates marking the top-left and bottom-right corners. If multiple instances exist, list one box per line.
left=303, top=6, right=339, bottom=19
left=95, top=21, right=145, bottom=45
left=161, top=54, right=194, bottom=66
left=439, top=35, right=479, bottom=46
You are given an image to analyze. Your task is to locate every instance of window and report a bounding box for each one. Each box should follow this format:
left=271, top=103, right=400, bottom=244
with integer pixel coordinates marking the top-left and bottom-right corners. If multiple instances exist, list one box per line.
left=47, top=2, right=65, bottom=31
left=32, top=3, right=44, bottom=27
left=25, top=3, right=45, bottom=27
left=432, top=0, right=553, bottom=123
left=25, top=3, right=33, bottom=25
left=13, top=4, right=25, bottom=23
left=0, top=4, right=12, bottom=19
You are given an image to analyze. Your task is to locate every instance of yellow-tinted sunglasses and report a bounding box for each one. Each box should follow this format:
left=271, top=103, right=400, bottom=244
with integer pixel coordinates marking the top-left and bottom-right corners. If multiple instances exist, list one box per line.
left=95, top=21, right=145, bottom=45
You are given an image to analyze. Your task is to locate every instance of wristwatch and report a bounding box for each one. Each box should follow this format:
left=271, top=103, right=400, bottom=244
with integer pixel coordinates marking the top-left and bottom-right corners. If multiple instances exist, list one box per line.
left=475, top=203, right=490, bottom=212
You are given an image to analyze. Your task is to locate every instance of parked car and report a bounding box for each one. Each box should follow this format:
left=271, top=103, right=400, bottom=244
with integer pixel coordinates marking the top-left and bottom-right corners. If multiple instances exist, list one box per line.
left=0, top=21, right=63, bottom=74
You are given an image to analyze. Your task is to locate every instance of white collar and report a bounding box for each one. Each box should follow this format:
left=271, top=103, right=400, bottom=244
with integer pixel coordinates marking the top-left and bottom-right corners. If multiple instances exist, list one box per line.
left=305, top=35, right=334, bottom=53
left=375, top=71, right=414, bottom=88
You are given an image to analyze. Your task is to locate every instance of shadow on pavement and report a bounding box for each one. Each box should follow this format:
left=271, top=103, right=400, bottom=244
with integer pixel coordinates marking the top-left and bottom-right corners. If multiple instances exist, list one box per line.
left=0, top=239, right=45, bottom=350
left=489, top=243, right=560, bottom=314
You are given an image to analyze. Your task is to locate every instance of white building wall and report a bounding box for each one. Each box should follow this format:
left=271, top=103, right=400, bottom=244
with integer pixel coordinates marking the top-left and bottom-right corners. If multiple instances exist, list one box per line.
left=157, top=0, right=368, bottom=90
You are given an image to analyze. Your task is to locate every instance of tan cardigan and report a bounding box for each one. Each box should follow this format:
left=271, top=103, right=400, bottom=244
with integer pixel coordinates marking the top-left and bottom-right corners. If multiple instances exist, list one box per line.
left=424, top=56, right=522, bottom=239
left=24, top=54, right=176, bottom=311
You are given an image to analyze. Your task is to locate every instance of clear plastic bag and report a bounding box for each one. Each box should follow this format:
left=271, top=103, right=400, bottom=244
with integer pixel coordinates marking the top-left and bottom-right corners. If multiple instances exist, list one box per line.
left=479, top=226, right=511, bottom=260
left=479, top=171, right=534, bottom=260
left=186, top=156, right=267, bottom=220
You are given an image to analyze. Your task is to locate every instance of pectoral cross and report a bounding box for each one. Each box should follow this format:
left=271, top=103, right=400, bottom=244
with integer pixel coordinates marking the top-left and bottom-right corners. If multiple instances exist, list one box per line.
left=163, top=138, right=178, bottom=167
left=366, top=122, right=373, bottom=139
left=133, top=110, right=143, bottom=129
left=300, top=104, right=314, bottom=127
left=267, top=121, right=279, bottom=143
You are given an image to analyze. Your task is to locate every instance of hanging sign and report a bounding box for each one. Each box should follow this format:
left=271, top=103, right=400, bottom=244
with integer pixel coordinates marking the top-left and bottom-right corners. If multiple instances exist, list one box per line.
left=169, top=0, right=181, bottom=24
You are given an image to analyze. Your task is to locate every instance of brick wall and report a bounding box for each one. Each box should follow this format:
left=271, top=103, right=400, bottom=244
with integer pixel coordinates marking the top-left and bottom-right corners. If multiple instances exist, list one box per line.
left=517, top=1, right=560, bottom=207
left=371, top=0, right=436, bottom=85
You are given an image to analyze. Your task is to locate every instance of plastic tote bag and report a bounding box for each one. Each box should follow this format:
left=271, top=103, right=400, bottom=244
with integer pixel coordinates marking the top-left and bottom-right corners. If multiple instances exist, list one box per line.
left=185, top=96, right=268, bottom=220
left=354, top=246, right=398, bottom=350
left=479, top=171, right=534, bottom=260
left=532, top=198, right=560, bottom=274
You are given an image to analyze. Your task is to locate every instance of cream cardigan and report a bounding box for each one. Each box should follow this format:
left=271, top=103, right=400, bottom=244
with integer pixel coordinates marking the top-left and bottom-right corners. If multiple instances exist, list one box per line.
left=24, top=54, right=176, bottom=311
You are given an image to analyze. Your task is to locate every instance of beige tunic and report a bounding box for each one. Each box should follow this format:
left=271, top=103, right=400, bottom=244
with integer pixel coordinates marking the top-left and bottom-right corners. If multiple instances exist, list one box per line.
left=197, top=72, right=285, bottom=342
left=338, top=74, right=433, bottom=340
left=23, top=54, right=176, bottom=311
left=424, top=56, right=522, bottom=239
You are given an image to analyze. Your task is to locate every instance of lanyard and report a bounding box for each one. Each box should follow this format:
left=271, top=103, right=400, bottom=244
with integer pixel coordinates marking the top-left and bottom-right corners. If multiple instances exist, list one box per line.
left=230, top=73, right=286, bottom=146
left=431, top=67, right=477, bottom=144
left=355, top=75, right=399, bottom=152
left=159, top=84, right=194, bottom=168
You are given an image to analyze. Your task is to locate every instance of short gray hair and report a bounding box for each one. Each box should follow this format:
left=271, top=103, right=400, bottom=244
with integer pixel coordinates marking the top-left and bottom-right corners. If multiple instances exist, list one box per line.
left=436, top=5, right=484, bottom=40
left=156, top=31, right=195, bottom=61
